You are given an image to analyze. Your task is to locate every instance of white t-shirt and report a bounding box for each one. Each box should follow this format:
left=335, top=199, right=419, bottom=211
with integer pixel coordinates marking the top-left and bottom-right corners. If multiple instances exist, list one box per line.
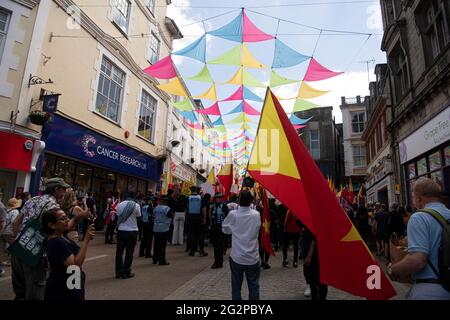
left=227, top=202, right=239, bottom=211
left=116, top=200, right=141, bottom=232
left=222, top=206, right=261, bottom=265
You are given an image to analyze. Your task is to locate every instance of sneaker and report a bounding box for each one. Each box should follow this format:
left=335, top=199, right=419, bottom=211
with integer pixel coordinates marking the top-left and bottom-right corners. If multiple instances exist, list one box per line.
left=304, top=286, right=311, bottom=297
left=282, top=259, right=288, bottom=267
left=123, top=272, right=135, bottom=279
left=211, top=263, right=223, bottom=269
left=261, top=263, right=271, bottom=270
left=293, top=261, right=298, bottom=268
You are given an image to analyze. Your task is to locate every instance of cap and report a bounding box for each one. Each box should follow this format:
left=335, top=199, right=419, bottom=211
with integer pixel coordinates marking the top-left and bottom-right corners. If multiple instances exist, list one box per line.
left=7, top=198, right=22, bottom=209
left=45, top=177, right=70, bottom=189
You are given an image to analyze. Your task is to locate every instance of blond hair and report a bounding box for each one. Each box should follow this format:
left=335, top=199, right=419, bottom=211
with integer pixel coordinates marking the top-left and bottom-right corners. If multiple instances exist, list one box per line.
left=61, top=189, right=77, bottom=212
left=413, top=177, right=441, bottom=198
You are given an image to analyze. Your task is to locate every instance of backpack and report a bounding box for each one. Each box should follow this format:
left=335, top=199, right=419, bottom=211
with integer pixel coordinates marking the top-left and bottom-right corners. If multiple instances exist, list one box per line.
left=421, top=208, right=450, bottom=291
left=188, top=195, right=202, bottom=214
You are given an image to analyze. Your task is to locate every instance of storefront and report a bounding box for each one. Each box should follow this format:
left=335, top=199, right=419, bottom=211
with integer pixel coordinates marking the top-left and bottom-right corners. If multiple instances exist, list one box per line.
left=399, top=106, right=450, bottom=206
left=38, top=115, right=162, bottom=209
left=365, top=147, right=396, bottom=207
left=166, top=155, right=196, bottom=191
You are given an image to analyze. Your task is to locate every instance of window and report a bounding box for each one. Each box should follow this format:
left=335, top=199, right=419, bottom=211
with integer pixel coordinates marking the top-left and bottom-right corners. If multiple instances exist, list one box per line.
left=96, top=57, right=125, bottom=122
left=138, top=90, right=157, bottom=142
left=390, top=44, right=409, bottom=101
left=417, top=0, right=449, bottom=64
left=309, top=129, right=320, bottom=160
left=383, top=0, right=395, bottom=26
left=149, top=33, right=160, bottom=65
left=172, top=125, right=178, bottom=140
left=351, top=111, right=366, bottom=133
left=112, top=0, right=130, bottom=34
left=0, top=9, right=10, bottom=64
left=147, top=0, right=156, bottom=14
left=353, top=145, right=367, bottom=167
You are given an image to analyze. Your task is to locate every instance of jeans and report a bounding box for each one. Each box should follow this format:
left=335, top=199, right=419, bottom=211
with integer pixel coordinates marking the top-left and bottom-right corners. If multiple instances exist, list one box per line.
left=406, top=283, right=450, bottom=300
left=172, top=212, right=185, bottom=245
left=115, top=231, right=138, bottom=276
left=229, top=257, right=260, bottom=300
left=187, top=216, right=205, bottom=254
left=11, top=254, right=46, bottom=300
left=139, top=222, right=154, bottom=257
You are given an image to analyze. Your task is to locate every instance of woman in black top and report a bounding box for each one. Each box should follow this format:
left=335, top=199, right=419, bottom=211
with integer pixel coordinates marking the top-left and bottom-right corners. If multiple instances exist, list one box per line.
left=41, top=208, right=95, bottom=300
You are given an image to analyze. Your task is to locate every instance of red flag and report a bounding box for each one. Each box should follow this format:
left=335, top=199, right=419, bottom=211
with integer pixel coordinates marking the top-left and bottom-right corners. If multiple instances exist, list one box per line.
left=248, top=89, right=396, bottom=300
left=217, top=164, right=233, bottom=198
left=261, top=190, right=275, bottom=256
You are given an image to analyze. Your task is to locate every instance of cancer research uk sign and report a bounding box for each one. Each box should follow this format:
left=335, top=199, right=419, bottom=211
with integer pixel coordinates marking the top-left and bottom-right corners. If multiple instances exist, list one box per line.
left=45, top=115, right=162, bottom=180
left=399, top=106, right=450, bottom=164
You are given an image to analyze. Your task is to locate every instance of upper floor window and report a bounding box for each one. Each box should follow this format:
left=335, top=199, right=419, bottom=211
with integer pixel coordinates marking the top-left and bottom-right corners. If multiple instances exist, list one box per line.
left=96, top=57, right=125, bottom=122
left=0, top=9, right=10, bottom=64
left=390, top=44, right=409, bottom=102
left=149, top=33, right=160, bottom=65
left=353, top=145, right=367, bottom=168
left=147, top=0, right=156, bottom=15
left=351, top=111, right=366, bottom=133
left=112, top=0, right=131, bottom=35
left=416, top=0, right=449, bottom=65
left=138, top=90, right=157, bottom=142
left=309, top=129, right=320, bottom=160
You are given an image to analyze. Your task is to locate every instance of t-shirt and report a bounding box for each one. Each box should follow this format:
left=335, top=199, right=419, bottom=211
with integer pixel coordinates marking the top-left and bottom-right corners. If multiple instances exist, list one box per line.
left=4, top=209, right=19, bottom=235
left=45, top=236, right=84, bottom=300
left=116, top=200, right=141, bottom=232
left=408, top=202, right=450, bottom=281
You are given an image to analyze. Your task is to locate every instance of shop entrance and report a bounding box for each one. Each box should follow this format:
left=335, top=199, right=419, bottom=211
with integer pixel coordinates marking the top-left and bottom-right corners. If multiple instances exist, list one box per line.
left=377, top=187, right=388, bottom=207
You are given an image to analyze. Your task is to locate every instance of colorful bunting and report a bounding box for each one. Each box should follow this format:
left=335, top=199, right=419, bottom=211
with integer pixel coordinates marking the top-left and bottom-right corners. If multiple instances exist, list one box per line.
left=195, top=102, right=221, bottom=115
left=157, top=77, right=188, bottom=96
left=272, top=39, right=310, bottom=68
left=292, top=99, right=320, bottom=112
left=194, top=83, right=217, bottom=100
left=270, top=70, right=298, bottom=87
left=173, top=35, right=206, bottom=62
left=297, top=81, right=330, bottom=99
left=242, top=44, right=267, bottom=68
left=208, top=44, right=241, bottom=65
left=187, top=65, right=213, bottom=82
left=242, top=10, right=274, bottom=42
left=143, top=55, right=177, bottom=79
left=171, top=99, right=194, bottom=111
left=303, top=58, right=343, bottom=81
left=208, top=12, right=243, bottom=43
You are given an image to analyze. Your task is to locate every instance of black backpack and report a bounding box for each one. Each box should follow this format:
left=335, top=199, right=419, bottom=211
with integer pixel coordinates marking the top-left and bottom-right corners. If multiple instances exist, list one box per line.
left=421, top=208, right=450, bottom=291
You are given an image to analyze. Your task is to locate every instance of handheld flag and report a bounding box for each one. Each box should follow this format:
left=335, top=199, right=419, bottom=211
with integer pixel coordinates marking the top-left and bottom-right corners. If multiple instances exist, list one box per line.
left=261, top=190, right=275, bottom=256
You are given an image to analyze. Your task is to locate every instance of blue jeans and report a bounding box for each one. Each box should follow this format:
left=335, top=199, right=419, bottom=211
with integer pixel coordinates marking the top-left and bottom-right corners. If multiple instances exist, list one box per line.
left=229, top=257, right=260, bottom=300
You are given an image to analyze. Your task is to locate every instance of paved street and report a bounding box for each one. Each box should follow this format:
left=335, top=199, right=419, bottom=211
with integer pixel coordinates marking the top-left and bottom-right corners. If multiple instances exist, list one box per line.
left=0, top=233, right=410, bottom=300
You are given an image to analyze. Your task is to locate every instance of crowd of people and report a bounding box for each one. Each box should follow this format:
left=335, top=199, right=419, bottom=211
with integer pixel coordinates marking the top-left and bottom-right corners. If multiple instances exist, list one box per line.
left=0, top=176, right=449, bottom=300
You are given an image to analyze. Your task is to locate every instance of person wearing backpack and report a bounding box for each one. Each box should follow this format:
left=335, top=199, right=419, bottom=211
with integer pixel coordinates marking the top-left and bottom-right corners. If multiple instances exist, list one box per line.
left=388, top=177, right=450, bottom=300
left=114, top=192, right=141, bottom=279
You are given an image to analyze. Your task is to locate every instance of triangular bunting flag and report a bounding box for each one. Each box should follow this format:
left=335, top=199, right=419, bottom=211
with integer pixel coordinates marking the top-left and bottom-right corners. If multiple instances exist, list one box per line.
left=292, top=99, right=320, bottom=112
left=303, top=58, right=343, bottom=81
left=270, top=70, right=298, bottom=87
left=177, top=110, right=198, bottom=123
left=193, top=83, right=217, bottom=100
left=143, top=55, right=177, bottom=79
left=208, top=44, right=241, bottom=65
left=242, top=44, right=267, bottom=68
left=195, top=102, right=221, bottom=115
left=225, top=67, right=243, bottom=85
left=297, top=81, right=330, bottom=99
left=221, top=86, right=243, bottom=101
left=272, top=39, right=310, bottom=68
left=226, top=113, right=245, bottom=124
left=243, top=87, right=263, bottom=102
left=225, top=101, right=244, bottom=115
left=243, top=69, right=265, bottom=87
left=243, top=101, right=261, bottom=115
left=173, top=35, right=206, bottom=62
left=157, top=77, right=188, bottom=96
left=289, top=114, right=312, bottom=125
left=242, top=10, right=274, bottom=42
left=171, top=99, right=193, bottom=111
left=208, top=11, right=243, bottom=42
left=187, top=65, right=213, bottom=82
left=212, top=117, right=225, bottom=126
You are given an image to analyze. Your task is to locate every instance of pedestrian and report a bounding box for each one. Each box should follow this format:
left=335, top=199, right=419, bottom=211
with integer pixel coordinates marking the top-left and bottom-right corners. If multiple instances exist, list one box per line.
left=19, top=192, right=31, bottom=211
left=136, top=193, right=144, bottom=242
left=373, top=202, right=387, bottom=256
left=0, top=198, right=22, bottom=266
left=115, top=192, right=141, bottom=279
left=172, top=194, right=187, bottom=245
left=282, top=210, right=302, bottom=268
left=388, top=177, right=450, bottom=300
left=227, top=195, right=239, bottom=211
left=209, top=193, right=229, bottom=269
left=0, top=201, right=7, bottom=276
left=10, top=177, right=86, bottom=300
left=186, top=186, right=208, bottom=257
left=355, top=205, right=370, bottom=245
left=222, top=190, right=261, bottom=300
left=85, top=192, right=97, bottom=229
left=152, top=195, right=174, bottom=266
left=300, top=223, right=328, bottom=301
left=403, top=205, right=413, bottom=227
left=139, top=196, right=154, bottom=258
left=387, top=203, right=405, bottom=239
left=166, top=189, right=176, bottom=244
left=256, top=200, right=272, bottom=270
left=202, top=193, right=212, bottom=248
left=42, top=208, right=95, bottom=300
left=61, top=189, right=90, bottom=242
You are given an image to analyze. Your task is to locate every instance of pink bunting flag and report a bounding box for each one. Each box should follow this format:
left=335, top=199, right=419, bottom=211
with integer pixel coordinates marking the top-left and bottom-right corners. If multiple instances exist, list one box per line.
left=229, top=132, right=246, bottom=141
left=183, top=119, right=202, bottom=129
left=221, top=86, right=243, bottom=101
left=143, top=55, right=177, bottom=79
left=245, top=136, right=254, bottom=142
left=293, top=125, right=307, bottom=130
left=195, top=102, right=221, bottom=115
left=242, top=10, right=274, bottom=42
left=243, top=101, right=261, bottom=115
left=303, top=58, right=343, bottom=82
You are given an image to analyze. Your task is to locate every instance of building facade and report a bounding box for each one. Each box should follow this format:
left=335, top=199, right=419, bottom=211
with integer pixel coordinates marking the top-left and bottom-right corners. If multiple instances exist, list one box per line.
left=296, top=107, right=344, bottom=186
left=362, top=64, right=396, bottom=207
left=340, top=96, right=368, bottom=190
left=380, top=0, right=450, bottom=207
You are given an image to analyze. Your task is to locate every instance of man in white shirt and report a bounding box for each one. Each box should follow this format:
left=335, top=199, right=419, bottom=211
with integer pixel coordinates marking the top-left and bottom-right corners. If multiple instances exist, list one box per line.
left=222, top=190, right=261, bottom=300
left=115, top=192, right=141, bottom=279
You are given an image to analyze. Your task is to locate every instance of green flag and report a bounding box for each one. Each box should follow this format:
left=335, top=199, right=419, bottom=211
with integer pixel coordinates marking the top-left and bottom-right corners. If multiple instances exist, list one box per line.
left=187, top=65, right=213, bottom=82
left=270, top=70, right=298, bottom=87
left=292, top=99, right=320, bottom=112
left=171, top=99, right=194, bottom=111
left=208, top=44, right=241, bottom=66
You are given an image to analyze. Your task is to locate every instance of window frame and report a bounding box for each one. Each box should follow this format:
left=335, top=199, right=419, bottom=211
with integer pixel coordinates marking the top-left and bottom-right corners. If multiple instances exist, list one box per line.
left=353, top=145, right=367, bottom=168
left=111, top=0, right=131, bottom=36
left=309, top=129, right=320, bottom=160
left=148, top=32, right=160, bottom=65
left=95, top=56, right=126, bottom=123
left=137, top=89, right=157, bottom=143
left=351, top=111, right=366, bottom=134
left=0, top=8, right=11, bottom=64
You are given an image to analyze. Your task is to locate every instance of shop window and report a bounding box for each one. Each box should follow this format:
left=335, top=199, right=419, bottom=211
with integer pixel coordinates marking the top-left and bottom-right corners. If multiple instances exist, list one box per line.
left=408, top=163, right=416, bottom=179
left=138, top=180, right=147, bottom=194
left=117, top=174, right=127, bottom=197
left=430, top=170, right=444, bottom=189
left=128, top=176, right=138, bottom=193
left=417, top=157, right=428, bottom=176
left=54, top=158, right=75, bottom=186
left=74, top=165, right=93, bottom=194
left=112, top=0, right=131, bottom=35
left=96, top=57, right=125, bottom=123
left=0, top=8, right=10, bottom=64
left=42, top=154, right=57, bottom=180
left=445, top=145, right=450, bottom=166
left=138, top=90, right=157, bottom=142
left=390, top=43, right=409, bottom=102
left=429, top=151, right=442, bottom=171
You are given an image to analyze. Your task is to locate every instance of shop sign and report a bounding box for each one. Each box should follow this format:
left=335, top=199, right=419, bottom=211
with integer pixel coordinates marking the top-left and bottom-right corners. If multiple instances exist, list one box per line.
left=399, top=106, right=450, bottom=164
left=170, top=160, right=195, bottom=182
left=45, top=115, right=162, bottom=180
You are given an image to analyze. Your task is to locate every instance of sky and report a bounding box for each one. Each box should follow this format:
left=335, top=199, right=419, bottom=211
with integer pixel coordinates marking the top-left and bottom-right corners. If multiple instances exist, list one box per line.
left=166, top=0, right=386, bottom=123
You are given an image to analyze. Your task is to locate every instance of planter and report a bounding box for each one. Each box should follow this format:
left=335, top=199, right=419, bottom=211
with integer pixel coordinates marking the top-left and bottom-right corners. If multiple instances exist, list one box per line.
left=198, top=168, right=206, bottom=174
left=29, top=112, right=50, bottom=125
